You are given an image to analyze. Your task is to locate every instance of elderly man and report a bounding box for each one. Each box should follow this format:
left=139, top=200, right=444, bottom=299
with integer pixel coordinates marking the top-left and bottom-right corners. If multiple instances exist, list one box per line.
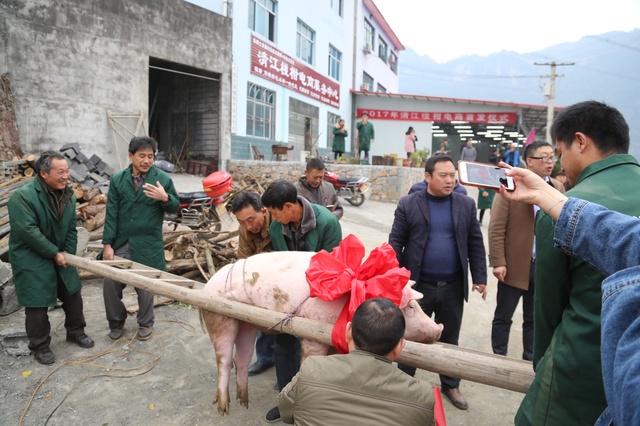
left=8, top=151, right=94, bottom=365
left=278, top=298, right=435, bottom=425
left=295, top=157, right=343, bottom=220
left=229, top=191, right=275, bottom=376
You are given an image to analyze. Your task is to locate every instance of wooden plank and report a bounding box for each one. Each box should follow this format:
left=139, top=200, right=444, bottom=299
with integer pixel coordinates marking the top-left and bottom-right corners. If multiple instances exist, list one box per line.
left=63, top=253, right=534, bottom=393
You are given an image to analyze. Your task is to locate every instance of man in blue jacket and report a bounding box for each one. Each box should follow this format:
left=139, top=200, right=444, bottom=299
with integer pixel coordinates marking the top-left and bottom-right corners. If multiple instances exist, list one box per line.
left=389, top=155, right=487, bottom=411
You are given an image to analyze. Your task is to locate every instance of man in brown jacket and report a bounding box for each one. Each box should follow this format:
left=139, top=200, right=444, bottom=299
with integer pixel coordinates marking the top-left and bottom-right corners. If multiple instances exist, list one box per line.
left=488, top=141, right=564, bottom=360
left=277, top=298, right=435, bottom=425
left=229, top=191, right=274, bottom=376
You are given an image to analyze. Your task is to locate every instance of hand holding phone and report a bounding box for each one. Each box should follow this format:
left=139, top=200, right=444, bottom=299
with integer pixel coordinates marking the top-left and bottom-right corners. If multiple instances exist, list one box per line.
left=458, top=161, right=515, bottom=191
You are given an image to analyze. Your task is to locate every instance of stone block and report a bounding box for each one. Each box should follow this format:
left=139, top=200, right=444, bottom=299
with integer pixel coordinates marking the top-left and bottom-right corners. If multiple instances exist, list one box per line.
left=69, top=169, right=86, bottom=183
left=0, top=282, right=21, bottom=316
left=102, top=165, right=115, bottom=176
left=60, top=143, right=80, bottom=154
left=89, top=172, right=105, bottom=183
left=74, top=152, right=89, bottom=164
left=99, top=185, right=110, bottom=194
left=62, top=149, right=77, bottom=160
left=89, top=154, right=102, bottom=166
left=95, top=160, right=107, bottom=172
left=0, top=262, right=12, bottom=284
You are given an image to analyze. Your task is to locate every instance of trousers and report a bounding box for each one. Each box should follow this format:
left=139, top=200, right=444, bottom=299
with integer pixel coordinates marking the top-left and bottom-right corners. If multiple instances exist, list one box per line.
left=103, top=242, right=155, bottom=330
left=25, top=272, right=86, bottom=351
left=491, top=263, right=535, bottom=360
left=399, top=278, right=464, bottom=390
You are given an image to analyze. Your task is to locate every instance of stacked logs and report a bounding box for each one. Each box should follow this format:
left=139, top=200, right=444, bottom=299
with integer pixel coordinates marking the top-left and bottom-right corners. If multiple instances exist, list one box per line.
left=73, top=183, right=108, bottom=231
left=0, top=175, right=34, bottom=257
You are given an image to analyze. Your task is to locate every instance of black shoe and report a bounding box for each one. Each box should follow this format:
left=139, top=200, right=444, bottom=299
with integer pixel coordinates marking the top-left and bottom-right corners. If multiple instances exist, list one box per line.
left=66, top=334, right=95, bottom=348
left=34, top=347, right=55, bottom=365
left=109, top=328, right=124, bottom=341
left=265, top=406, right=281, bottom=422
left=248, top=361, right=274, bottom=376
left=137, top=326, right=153, bottom=341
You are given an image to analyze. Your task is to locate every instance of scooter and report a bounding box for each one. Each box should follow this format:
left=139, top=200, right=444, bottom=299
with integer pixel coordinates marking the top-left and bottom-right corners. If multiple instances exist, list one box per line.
left=165, top=171, right=233, bottom=232
left=323, top=170, right=370, bottom=207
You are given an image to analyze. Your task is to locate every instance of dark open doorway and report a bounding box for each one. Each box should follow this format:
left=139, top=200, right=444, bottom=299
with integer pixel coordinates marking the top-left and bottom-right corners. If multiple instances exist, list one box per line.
left=149, top=58, right=221, bottom=172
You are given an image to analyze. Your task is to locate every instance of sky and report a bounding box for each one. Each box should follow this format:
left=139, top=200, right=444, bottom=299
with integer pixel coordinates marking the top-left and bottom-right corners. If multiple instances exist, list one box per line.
left=373, top=0, right=640, bottom=63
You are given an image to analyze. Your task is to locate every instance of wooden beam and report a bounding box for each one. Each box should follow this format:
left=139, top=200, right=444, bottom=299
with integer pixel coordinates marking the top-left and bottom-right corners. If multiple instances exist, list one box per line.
left=63, top=253, right=534, bottom=393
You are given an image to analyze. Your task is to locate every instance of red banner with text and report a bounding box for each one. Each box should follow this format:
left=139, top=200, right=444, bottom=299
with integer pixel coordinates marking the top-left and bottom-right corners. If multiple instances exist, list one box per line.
left=357, top=108, right=516, bottom=124
left=251, top=35, right=340, bottom=108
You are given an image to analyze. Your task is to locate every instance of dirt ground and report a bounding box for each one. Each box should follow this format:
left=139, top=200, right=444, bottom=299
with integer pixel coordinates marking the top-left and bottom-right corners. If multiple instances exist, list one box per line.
left=0, top=180, right=527, bottom=426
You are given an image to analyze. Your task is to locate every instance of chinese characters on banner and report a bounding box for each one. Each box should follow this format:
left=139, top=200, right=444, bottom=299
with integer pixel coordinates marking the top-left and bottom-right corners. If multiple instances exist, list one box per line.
left=251, top=35, right=340, bottom=108
left=356, top=108, right=517, bottom=124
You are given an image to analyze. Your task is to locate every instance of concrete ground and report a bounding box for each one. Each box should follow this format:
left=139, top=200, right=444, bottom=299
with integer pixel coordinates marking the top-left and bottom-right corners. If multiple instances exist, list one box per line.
left=0, top=173, right=527, bottom=425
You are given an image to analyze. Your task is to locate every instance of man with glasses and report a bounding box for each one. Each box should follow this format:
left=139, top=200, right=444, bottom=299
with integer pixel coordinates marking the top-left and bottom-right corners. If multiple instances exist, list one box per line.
left=515, top=101, right=640, bottom=426
left=488, top=141, right=564, bottom=361
left=295, top=158, right=343, bottom=220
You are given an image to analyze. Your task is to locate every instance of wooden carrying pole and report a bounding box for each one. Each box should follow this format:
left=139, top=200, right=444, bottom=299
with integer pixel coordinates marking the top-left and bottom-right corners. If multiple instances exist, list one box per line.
left=63, top=253, right=534, bottom=393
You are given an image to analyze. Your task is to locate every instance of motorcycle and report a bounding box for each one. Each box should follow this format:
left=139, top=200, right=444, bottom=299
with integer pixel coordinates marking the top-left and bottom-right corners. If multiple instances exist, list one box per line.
left=323, top=170, right=370, bottom=207
left=166, top=171, right=233, bottom=232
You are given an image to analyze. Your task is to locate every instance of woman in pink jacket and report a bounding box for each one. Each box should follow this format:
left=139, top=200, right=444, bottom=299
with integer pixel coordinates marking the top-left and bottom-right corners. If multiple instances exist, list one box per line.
left=404, top=126, right=417, bottom=159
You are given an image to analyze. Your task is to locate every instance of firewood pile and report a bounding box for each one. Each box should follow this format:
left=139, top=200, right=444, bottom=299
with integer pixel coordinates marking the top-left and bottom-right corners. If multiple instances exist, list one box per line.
left=0, top=173, right=35, bottom=257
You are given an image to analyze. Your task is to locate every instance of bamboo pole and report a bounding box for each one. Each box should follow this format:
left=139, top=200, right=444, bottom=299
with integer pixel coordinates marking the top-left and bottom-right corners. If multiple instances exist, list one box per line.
left=63, top=253, right=534, bottom=393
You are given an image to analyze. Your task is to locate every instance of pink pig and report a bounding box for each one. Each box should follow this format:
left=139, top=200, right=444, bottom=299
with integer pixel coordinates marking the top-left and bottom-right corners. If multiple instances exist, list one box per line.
left=201, top=251, right=443, bottom=415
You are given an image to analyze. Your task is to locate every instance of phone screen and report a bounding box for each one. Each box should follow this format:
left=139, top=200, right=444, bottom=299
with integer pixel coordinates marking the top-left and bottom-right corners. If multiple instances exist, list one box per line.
left=462, top=163, right=512, bottom=189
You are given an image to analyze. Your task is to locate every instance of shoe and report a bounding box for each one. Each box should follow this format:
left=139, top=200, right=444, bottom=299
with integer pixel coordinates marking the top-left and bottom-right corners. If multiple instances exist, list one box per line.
left=248, top=361, right=274, bottom=376
left=109, top=328, right=124, bottom=341
left=443, top=387, right=468, bottom=410
left=66, top=334, right=95, bottom=348
left=265, top=406, right=281, bottom=422
left=137, top=327, right=152, bottom=341
left=34, top=347, right=55, bottom=365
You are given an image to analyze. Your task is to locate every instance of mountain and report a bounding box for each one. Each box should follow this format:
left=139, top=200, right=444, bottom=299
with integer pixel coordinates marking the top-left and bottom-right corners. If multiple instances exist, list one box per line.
left=399, top=29, right=640, bottom=158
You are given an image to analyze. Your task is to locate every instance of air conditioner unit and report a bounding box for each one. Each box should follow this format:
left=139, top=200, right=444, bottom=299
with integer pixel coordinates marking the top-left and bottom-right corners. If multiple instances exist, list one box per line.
left=363, top=43, right=372, bottom=54
left=360, top=82, right=371, bottom=91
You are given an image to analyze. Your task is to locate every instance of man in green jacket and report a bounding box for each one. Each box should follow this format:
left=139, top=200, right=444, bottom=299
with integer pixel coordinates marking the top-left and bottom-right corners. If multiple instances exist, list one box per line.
left=515, top=101, right=640, bottom=425
left=102, top=137, right=179, bottom=341
left=8, top=151, right=94, bottom=365
left=356, top=112, right=375, bottom=163
left=261, top=179, right=342, bottom=422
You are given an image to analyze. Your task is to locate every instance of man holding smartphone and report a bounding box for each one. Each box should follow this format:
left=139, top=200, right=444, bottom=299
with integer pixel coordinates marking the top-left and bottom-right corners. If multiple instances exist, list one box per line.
left=389, top=155, right=487, bottom=411
left=515, top=101, right=640, bottom=426
left=488, top=141, right=564, bottom=361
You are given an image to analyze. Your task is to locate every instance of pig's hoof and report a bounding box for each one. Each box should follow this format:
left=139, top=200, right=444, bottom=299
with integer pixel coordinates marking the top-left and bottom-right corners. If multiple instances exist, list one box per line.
left=217, top=402, right=230, bottom=416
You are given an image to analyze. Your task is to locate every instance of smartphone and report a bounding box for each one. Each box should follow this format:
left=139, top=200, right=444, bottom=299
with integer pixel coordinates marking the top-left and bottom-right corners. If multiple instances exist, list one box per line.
left=458, top=161, right=515, bottom=191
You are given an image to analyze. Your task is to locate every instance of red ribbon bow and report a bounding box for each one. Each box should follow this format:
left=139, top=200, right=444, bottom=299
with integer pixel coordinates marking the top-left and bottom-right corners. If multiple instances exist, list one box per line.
left=306, top=234, right=410, bottom=353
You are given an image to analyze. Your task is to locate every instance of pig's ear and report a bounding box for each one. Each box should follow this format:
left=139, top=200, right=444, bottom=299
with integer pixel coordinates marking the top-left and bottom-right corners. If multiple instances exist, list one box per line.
left=400, top=281, right=423, bottom=308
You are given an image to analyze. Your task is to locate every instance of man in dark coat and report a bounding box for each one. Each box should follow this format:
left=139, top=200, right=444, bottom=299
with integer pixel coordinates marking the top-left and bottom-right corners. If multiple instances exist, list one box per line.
left=102, top=136, right=179, bottom=341
left=8, top=151, right=94, bottom=365
left=389, top=155, right=487, bottom=411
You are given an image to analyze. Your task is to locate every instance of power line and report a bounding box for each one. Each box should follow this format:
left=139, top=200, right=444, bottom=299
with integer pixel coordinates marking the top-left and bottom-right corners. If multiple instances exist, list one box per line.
left=588, top=35, right=640, bottom=52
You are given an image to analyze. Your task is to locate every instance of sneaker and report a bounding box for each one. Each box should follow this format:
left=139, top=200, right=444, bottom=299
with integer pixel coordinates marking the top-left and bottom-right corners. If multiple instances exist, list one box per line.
left=109, top=328, right=124, bottom=341
left=34, top=347, right=55, bottom=365
left=265, top=406, right=281, bottom=423
left=66, top=333, right=95, bottom=348
left=137, top=327, right=152, bottom=341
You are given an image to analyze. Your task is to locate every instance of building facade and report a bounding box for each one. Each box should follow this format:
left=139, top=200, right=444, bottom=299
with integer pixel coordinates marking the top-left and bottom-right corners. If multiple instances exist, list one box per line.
left=192, top=0, right=404, bottom=161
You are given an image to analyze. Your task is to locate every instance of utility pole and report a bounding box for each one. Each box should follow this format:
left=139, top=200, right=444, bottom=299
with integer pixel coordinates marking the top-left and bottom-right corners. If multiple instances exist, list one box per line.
left=535, top=61, right=574, bottom=142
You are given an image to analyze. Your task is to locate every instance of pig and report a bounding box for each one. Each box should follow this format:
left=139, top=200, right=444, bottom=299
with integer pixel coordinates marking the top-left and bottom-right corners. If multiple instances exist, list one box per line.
left=201, top=251, right=443, bottom=415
